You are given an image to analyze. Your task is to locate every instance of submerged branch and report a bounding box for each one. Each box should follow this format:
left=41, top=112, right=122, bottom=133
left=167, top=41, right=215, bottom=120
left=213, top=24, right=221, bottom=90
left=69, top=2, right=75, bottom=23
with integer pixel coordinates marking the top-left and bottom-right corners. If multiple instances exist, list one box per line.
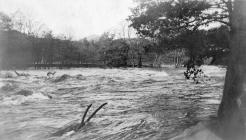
left=14, top=70, right=20, bottom=76
left=76, top=103, right=107, bottom=131
left=86, top=103, right=107, bottom=123
left=52, top=103, right=107, bottom=136
left=77, top=104, right=92, bottom=130
left=14, top=70, right=30, bottom=76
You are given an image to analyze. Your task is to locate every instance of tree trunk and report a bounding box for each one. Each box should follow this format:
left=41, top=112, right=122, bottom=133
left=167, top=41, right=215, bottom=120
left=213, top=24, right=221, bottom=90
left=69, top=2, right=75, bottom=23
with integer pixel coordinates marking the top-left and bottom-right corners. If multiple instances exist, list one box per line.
left=218, top=1, right=246, bottom=139
left=137, top=53, right=142, bottom=68
left=152, top=54, right=158, bottom=67
left=152, top=53, right=162, bottom=68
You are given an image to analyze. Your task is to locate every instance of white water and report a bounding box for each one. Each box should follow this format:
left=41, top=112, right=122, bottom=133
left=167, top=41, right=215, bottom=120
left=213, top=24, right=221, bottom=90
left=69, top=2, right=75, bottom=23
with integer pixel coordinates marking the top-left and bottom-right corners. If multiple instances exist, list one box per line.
left=0, top=66, right=226, bottom=140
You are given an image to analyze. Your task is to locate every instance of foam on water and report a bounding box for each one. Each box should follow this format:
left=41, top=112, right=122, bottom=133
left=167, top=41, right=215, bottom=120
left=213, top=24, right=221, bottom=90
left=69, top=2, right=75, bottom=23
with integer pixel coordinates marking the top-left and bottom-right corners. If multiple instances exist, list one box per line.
left=200, top=65, right=226, bottom=77
left=1, top=92, right=50, bottom=105
left=52, top=74, right=71, bottom=83
left=0, top=66, right=225, bottom=140
left=0, top=82, right=4, bottom=88
left=0, top=71, right=16, bottom=78
left=0, top=83, right=19, bottom=92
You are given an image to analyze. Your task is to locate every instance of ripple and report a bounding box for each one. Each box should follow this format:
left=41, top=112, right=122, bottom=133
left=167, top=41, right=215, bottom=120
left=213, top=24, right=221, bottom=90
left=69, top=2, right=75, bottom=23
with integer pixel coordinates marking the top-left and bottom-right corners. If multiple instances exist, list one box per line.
left=0, top=66, right=225, bottom=140
left=1, top=92, right=50, bottom=105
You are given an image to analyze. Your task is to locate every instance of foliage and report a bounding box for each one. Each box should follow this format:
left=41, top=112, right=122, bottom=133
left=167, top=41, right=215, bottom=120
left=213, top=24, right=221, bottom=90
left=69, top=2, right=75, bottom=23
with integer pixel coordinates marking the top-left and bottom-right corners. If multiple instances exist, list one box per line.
left=103, top=39, right=129, bottom=67
left=184, top=66, right=205, bottom=84
left=0, top=12, right=13, bottom=31
left=0, top=12, right=151, bottom=69
left=0, top=0, right=232, bottom=69
left=129, top=0, right=231, bottom=67
left=129, top=0, right=211, bottom=38
left=205, top=25, right=230, bottom=64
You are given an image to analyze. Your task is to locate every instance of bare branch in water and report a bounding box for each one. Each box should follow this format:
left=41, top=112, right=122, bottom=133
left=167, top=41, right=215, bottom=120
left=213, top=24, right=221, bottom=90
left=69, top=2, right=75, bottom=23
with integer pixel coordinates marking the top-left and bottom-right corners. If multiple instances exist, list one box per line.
left=85, top=103, right=107, bottom=123
left=14, top=70, right=30, bottom=76
left=14, top=70, right=20, bottom=76
left=77, top=104, right=92, bottom=130
left=47, top=71, right=56, bottom=77
left=52, top=103, right=107, bottom=136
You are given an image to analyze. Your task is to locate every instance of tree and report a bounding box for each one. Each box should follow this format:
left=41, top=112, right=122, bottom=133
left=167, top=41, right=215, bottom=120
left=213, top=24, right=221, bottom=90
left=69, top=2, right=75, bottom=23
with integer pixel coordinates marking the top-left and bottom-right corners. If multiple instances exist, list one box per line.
left=129, top=0, right=212, bottom=67
left=0, top=12, right=13, bottom=31
left=41, top=31, right=56, bottom=68
left=96, top=32, right=114, bottom=64
left=176, top=30, right=207, bottom=66
left=205, top=26, right=230, bottom=64
left=206, top=0, right=232, bottom=29
left=117, top=21, right=149, bottom=68
left=127, top=37, right=151, bottom=68
left=217, top=0, right=246, bottom=139
left=128, top=0, right=235, bottom=68
left=103, top=39, right=129, bottom=67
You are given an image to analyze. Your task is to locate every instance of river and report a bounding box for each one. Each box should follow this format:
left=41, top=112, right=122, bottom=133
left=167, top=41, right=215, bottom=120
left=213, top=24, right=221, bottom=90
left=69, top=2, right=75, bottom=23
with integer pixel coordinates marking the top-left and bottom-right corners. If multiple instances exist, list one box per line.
left=0, top=66, right=226, bottom=140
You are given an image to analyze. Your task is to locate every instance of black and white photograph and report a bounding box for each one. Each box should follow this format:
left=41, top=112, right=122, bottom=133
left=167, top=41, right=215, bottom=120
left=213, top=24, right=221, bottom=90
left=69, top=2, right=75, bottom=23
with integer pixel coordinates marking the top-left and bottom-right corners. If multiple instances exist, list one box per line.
left=0, top=0, right=245, bottom=140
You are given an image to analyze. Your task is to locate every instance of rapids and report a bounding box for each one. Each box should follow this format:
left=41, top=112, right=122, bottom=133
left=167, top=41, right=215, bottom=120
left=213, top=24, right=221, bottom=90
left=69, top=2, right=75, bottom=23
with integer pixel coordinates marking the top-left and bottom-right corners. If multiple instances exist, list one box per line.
left=0, top=66, right=226, bottom=140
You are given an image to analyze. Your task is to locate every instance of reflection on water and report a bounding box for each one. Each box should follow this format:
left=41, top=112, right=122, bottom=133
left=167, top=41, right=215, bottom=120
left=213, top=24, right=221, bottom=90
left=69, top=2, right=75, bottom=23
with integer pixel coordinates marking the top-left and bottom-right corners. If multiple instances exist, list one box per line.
left=0, top=66, right=225, bottom=140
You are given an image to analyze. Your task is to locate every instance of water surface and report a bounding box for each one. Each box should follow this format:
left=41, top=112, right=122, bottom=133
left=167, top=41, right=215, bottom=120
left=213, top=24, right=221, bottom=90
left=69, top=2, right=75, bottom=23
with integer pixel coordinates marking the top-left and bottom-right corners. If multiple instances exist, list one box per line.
left=0, top=66, right=226, bottom=140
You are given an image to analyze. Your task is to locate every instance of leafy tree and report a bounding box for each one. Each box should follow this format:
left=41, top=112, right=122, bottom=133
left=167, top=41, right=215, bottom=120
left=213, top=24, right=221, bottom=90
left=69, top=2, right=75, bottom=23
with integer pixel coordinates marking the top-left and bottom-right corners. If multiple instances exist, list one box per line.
left=205, top=26, right=230, bottom=64
left=129, top=0, right=212, bottom=66
left=129, top=0, right=234, bottom=67
left=103, top=39, right=129, bottom=67
left=96, top=32, right=114, bottom=64
left=97, top=38, right=128, bottom=67
left=206, top=0, right=232, bottom=28
left=127, top=37, right=150, bottom=68
left=176, top=30, right=208, bottom=66
left=129, top=0, right=213, bottom=37
left=0, top=12, right=13, bottom=31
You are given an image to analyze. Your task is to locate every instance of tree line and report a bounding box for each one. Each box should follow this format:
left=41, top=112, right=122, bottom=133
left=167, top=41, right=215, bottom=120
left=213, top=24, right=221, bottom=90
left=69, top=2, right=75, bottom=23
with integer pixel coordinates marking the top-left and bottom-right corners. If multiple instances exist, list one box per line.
left=0, top=0, right=231, bottom=69
left=0, top=12, right=151, bottom=69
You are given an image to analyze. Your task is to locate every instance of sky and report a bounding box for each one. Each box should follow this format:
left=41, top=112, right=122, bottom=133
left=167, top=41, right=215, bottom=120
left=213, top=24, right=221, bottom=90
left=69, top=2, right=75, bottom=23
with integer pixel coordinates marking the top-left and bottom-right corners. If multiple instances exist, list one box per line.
left=0, top=0, right=135, bottom=40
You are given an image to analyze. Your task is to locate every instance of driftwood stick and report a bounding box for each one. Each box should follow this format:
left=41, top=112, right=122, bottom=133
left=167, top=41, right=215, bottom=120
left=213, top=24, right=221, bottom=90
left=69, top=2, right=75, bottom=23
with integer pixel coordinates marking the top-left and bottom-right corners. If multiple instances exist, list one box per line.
left=77, top=104, right=92, bottom=130
left=14, top=70, right=29, bottom=76
left=14, top=70, right=20, bottom=76
left=82, top=104, right=92, bottom=123
left=85, top=103, right=107, bottom=123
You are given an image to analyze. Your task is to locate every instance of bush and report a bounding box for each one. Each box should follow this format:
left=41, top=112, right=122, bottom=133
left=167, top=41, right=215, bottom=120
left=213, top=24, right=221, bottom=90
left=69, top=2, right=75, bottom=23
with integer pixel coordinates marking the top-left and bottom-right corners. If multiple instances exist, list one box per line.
left=103, top=39, right=129, bottom=67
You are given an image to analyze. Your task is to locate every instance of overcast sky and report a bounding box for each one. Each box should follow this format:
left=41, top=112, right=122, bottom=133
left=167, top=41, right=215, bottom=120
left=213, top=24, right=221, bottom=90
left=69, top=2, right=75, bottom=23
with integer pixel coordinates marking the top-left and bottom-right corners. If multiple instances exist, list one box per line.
left=0, top=0, right=135, bottom=39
